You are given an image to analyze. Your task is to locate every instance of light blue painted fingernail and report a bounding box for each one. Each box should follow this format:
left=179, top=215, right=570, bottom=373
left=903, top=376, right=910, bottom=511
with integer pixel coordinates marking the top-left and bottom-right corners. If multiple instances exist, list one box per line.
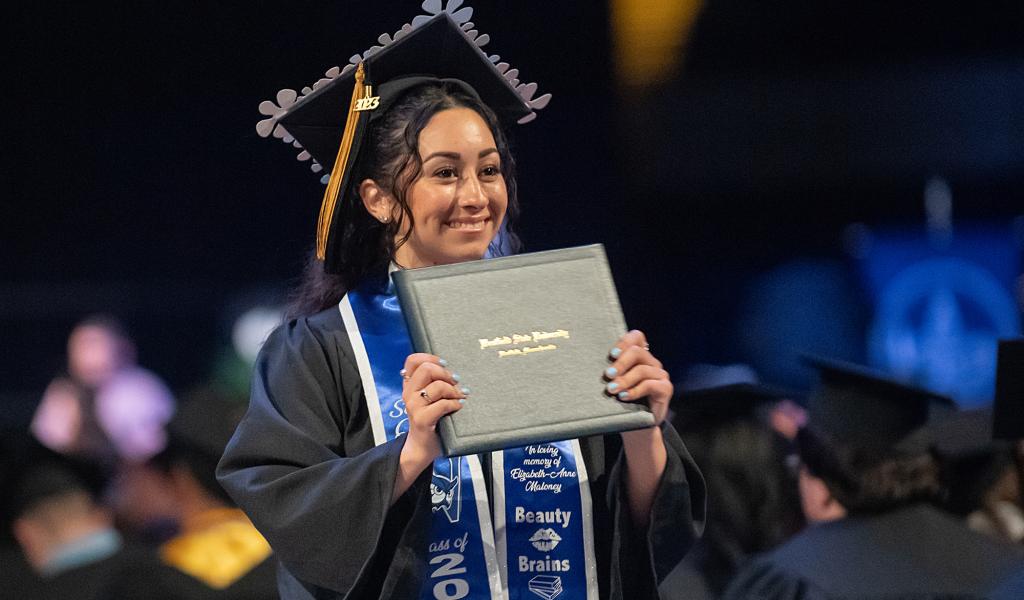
left=459, top=398, right=466, bottom=404
left=606, top=382, right=619, bottom=393
left=618, top=391, right=630, bottom=400
left=610, top=347, right=622, bottom=358
left=460, top=386, right=471, bottom=395
left=438, top=358, right=449, bottom=367
left=452, top=373, right=461, bottom=383
left=605, top=367, right=618, bottom=378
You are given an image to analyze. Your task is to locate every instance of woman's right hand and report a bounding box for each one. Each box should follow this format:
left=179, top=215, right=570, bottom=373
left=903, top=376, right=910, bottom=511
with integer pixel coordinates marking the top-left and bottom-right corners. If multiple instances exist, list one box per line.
left=392, top=353, right=466, bottom=502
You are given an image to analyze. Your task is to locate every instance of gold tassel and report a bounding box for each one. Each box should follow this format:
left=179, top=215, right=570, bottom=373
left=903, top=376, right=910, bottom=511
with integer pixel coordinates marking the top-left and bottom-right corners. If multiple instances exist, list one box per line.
left=316, top=63, right=368, bottom=260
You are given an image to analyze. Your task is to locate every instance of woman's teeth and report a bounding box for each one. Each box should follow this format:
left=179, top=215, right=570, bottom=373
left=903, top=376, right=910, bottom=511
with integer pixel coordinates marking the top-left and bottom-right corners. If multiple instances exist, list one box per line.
left=448, top=219, right=486, bottom=230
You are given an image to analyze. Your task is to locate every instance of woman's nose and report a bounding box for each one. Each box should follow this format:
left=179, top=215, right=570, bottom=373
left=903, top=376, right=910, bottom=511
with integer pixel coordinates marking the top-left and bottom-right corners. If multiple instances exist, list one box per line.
left=457, top=173, right=487, bottom=209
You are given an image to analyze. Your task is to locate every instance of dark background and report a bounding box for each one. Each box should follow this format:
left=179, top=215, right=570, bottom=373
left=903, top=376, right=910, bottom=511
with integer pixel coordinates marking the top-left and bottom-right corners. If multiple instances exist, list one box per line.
left=4, top=1, right=1024, bottom=423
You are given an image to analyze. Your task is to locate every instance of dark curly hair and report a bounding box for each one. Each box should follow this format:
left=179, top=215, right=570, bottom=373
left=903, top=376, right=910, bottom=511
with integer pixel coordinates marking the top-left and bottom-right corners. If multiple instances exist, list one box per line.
left=798, top=426, right=942, bottom=514
left=287, top=82, right=521, bottom=318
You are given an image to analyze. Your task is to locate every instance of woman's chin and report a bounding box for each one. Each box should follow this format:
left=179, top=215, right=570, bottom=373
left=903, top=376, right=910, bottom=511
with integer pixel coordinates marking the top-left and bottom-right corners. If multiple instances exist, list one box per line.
left=438, top=233, right=498, bottom=263
left=439, top=248, right=489, bottom=265
left=400, top=233, right=497, bottom=267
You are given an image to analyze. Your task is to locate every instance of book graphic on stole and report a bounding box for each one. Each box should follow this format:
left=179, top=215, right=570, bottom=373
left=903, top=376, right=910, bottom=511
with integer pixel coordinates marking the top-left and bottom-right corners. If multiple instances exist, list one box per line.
left=393, top=244, right=654, bottom=456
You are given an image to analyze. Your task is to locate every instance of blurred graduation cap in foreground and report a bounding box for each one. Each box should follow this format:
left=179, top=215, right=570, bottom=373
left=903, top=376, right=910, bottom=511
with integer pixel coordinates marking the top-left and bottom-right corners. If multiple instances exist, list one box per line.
left=0, top=432, right=108, bottom=531
left=901, top=407, right=1018, bottom=522
left=671, top=383, right=800, bottom=432
left=993, top=339, right=1024, bottom=440
left=903, top=407, right=998, bottom=459
left=802, top=355, right=956, bottom=449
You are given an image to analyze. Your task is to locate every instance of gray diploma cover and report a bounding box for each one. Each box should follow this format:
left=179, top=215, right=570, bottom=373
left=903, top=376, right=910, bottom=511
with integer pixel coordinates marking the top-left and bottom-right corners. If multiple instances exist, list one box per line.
left=394, top=244, right=655, bottom=456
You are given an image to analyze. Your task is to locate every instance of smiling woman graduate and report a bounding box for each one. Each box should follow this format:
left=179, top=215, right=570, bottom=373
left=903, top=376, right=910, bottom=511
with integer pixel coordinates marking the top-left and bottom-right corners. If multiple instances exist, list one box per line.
left=216, top=4, right=705, bottom=600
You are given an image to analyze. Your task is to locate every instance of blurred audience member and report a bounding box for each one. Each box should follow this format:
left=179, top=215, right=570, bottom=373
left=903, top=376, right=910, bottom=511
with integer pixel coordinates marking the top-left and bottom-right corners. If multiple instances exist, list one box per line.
left=724, top=358, right=1024, bottom=599
left=131, top=389, right=277, bottom=599
left=107, top=459, right=182, bottom=545
left=0, top=433, right=154, bottom=599
left=661, top=383, right=804, bottom=599
left=906, top=407, right=1024, bottom=544
left=31, top=314, right=179, bottom=542
left=32, top=314, right=175, bottom=464
left=961, top=452, right=1023, bottom=543
left=983, top=339, right=1024, bottom=598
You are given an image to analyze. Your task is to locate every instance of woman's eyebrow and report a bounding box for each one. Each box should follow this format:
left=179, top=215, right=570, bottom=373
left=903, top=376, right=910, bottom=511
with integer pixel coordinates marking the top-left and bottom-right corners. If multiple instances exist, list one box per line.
left=422, top=148, right=500, bottom=162
left=422, top=151, right=461, bottom=162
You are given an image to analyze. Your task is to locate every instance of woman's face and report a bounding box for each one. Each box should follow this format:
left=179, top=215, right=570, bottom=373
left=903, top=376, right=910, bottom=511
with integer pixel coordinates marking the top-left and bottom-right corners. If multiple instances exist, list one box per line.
left=393, top=107, right=508, bottom=268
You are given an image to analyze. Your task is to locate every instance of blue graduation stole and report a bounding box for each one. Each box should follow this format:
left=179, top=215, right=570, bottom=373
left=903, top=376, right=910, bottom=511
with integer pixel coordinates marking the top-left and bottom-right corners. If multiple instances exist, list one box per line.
left=341, top=281, right=598, bottom=599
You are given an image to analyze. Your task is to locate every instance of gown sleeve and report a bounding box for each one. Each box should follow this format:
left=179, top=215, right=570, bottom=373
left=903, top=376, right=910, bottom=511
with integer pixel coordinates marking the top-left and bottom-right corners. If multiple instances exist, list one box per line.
left=605, top=422, right=707, bottom=600
left=216, top=313, right=413, bottom=594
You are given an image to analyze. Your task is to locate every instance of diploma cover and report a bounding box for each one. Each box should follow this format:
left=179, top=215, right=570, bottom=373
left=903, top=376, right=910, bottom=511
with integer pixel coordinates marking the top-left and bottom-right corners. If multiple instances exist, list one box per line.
left=393, top=244, right=655, bottom=456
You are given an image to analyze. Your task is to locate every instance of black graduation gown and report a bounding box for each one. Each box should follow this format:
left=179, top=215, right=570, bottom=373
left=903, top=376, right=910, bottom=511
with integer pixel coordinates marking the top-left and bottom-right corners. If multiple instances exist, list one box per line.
left=657, top=555, right=714, bottom=600
left=217, top=306, right=706, bottom=600
left=721, top=504, right=1024, bottom=600
left=988, top=565, right=1024, bottom=600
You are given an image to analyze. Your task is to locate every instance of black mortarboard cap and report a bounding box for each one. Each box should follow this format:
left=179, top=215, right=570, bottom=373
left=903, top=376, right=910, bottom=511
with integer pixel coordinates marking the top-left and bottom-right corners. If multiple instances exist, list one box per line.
left=900, top=407, right=1003, bottom=458
left=0, top=432, right=108, bottom=527
left=671, top=383, right=799, bottom=431
left=802, top=355, right=956, bottom=449
left=256, top=6, right=551, bottom=273
left=900, top=406, right=1016, bottom=518
left=993, top=338, right=1024, bottom=440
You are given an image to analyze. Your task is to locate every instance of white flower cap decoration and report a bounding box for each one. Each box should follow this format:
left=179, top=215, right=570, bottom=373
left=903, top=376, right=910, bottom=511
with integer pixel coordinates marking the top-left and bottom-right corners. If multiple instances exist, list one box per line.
left=255, top=0, right=552, bottom=181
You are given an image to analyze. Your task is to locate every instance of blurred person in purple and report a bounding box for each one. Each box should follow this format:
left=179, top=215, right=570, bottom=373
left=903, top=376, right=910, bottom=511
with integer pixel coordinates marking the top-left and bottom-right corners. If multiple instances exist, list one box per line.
left=31, top=314, right=175, bottom=465
left=31, top=315, right=178, bottom=541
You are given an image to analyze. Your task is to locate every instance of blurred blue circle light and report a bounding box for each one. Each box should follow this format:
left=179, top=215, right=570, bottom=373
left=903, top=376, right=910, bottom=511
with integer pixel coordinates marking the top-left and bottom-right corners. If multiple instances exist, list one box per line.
left=869, top=257, right=1020, bottom=407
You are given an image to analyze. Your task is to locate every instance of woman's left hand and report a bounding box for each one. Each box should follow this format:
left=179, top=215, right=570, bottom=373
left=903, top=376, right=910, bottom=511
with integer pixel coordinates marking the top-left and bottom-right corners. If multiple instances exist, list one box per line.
left=607, top=330, right=671, bottom=527
left=605, top=329, right=672, bottom=427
